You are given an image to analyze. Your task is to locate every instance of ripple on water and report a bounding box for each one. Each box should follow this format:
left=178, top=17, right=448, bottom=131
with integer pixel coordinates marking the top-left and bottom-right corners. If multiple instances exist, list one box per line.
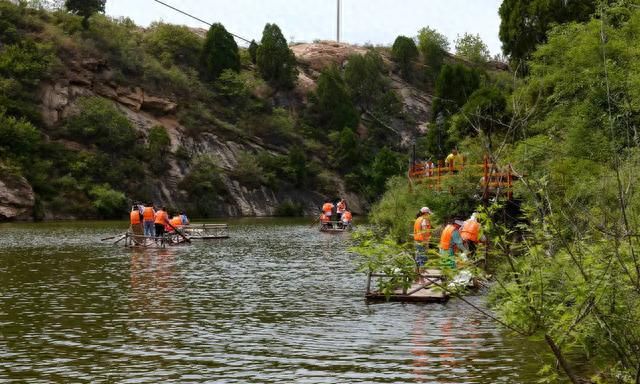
left=0, top=220, right=552, bottom=383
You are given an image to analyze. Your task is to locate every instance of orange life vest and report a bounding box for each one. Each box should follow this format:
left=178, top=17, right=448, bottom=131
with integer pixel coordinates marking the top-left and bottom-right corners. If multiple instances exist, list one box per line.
left=337, top=201, right=346, bottom=213
left=414, top=216, right=431, bottom=242
left=342, top=211, right=352, bottom=222
left=322, top=203, right=333, bottom=214
left=320, top=214, right=330, bottom=223
left=154, top=210, right=168, bottom=225
left=170, top=216, right=182, bottom=228
left=439, top=224, right=456, bottom=250
left=130, top=210, right=141, bottom=225
left=143, top=206, right=155, bottom=221
left=461, top=220, right=480, bottom=243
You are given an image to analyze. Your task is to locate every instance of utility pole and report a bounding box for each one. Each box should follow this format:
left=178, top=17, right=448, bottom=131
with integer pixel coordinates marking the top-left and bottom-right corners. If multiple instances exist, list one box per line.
left=337, top=0, right=341, bottom=43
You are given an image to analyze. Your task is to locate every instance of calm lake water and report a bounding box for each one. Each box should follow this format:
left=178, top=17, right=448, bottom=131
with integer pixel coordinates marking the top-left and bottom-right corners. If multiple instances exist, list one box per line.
left=0, top=219, right=553, bottom=383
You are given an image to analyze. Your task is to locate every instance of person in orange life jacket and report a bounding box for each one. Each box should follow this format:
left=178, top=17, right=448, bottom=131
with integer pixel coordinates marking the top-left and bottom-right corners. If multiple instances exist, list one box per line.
left=142, top=202, right=156, bottom=237
left=460, top=212, right=485, bottom=258
left=154, top=206, right=169, bottom=239
left=322, top=200, right=334, bottom=225
left=130, top=205, right=144, bottom=244
left=439, top=219, right=469, bottom=269
left=413, top=207, right=432, bottom=269
left=341, top=210, right=353, bottom=227
left=320, top=213, right=330, bottom=229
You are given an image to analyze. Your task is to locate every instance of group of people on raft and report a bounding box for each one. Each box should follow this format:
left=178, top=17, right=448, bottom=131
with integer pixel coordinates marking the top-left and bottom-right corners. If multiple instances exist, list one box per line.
left=129, top=202, right=190, bottom=241
left=319, top=198, right=353, bottom=229
left=413, top=206, right=485, bottom=270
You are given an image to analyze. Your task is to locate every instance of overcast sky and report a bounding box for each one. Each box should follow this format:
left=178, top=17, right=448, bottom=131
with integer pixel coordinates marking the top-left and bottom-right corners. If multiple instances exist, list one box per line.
left=105, top=0, right=503, bottom=55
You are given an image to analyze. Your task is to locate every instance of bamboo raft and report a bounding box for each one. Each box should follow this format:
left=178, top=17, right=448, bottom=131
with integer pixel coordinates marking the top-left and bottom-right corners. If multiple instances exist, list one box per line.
left=365, top=269, right=450, bottom=303
left=121, top=232, right=190, bottom=248
left=320, top=222, right=352, bottom=233
left=182, top=223, right=229, bottom=240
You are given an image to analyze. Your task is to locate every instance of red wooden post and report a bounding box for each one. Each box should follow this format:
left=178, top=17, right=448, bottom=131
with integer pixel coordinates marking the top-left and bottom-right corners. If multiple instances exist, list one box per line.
left=507, top=164, right=513, bottom=200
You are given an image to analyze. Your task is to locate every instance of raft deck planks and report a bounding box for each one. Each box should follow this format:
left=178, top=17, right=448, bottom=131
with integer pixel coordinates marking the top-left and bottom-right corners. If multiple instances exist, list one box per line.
left=365, top=269, right=450, bottom=303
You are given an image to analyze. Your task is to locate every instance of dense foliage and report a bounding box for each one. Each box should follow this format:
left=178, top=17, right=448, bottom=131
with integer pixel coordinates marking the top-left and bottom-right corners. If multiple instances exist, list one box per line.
left=417, top=26, right=449, bottom=82
left=454, top=33, right=490, bottom=64
left=359, top=1, right=640, bottom=382
left=498, top=0, right=597, bottom=70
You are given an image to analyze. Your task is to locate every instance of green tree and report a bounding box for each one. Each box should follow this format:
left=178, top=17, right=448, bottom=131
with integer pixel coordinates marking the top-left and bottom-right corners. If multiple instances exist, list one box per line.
left=314, top=65, right=359, bottom=132
left=343, top=51, right=386, bottom=110
left=64, top=0, right=105, bottom=29
left=417, top=26, right=449, bottom=82
left=179, top=156, right=227, bottom=217
left=455, top=33, right=490, bottom=64
left=286, top=146, right=309, bottom=187
left=144, top=22, right=202, bottom=68
left=329, top=127, right=361, bottom=171
left=451, top=86, right=507, bottom=150
left=248, top=39, right=258, bottom=64
left=200, top=23, right=240, bottom=81
left=391, top=35, right=418, bottom=80
left=499, top=0, right=597, bottom=70
left=256, top=23, right=298, bottom=88
left=426, top=64, right=481, bottom=159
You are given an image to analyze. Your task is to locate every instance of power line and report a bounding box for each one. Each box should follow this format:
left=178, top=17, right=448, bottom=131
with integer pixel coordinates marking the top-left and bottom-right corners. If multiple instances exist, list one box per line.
left=151, top=0, right=252, bottom=44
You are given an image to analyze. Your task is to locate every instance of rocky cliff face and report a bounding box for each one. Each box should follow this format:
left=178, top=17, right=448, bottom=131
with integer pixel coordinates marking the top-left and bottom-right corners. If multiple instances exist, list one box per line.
left=34, top=44, right=389, bottom=219
left=0, top=166, right=35, bottom=220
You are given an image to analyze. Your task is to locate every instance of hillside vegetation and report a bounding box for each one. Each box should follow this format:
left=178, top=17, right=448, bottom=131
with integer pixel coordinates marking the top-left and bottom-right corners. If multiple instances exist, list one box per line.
left=359, top=1, right=640, bottom=382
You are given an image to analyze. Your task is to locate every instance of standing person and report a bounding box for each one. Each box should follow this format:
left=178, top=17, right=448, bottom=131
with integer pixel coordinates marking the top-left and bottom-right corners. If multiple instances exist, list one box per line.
left=341, top=210, right=353, bottom=229
left=180, top=211, right=190, bottom=226
left=319, top=213, right=330, bottom=229
left=154, top=206, right=169, bottom=240
left=460, top=212, right=484, bottom=258
left=445, top=148, right=464, bottom=171
left=142, top=202, right=156, bottom=238
left=413, top=207, right=432, bottom=272
left=439, top=220, right=469, bottom=269
left=322, top=200, right=334, bottom=226
left=130, top=205, right=144, bottom=245
left=336, top=199, right=347, bottom=221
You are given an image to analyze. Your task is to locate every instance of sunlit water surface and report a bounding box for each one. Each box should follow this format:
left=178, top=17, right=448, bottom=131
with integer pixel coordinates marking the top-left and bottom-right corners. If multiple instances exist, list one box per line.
left=0, top=219, right=552, bottom=383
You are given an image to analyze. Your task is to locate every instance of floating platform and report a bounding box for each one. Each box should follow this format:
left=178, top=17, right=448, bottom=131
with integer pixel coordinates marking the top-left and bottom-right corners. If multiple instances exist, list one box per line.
left=319, top=222, right=352, bottom=233
left=365, top=269, right=450, bottom=303
left=182, top=223, right=229, bottom=240
left=120, top=232, right=191, bottom=248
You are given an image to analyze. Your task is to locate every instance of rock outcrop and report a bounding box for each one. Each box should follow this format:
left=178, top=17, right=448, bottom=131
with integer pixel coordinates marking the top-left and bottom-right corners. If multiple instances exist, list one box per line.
left=0, top=166, right=35, bottom=220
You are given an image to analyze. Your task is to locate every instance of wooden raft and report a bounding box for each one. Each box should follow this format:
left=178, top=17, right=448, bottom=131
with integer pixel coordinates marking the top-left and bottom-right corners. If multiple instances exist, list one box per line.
left=365, top=269, right=450, bottom=303
left=182, top=223, right=229, bottom=240
left=320, top=222, right=352, bottom=233
left=122, top=232, right=189, bottom=248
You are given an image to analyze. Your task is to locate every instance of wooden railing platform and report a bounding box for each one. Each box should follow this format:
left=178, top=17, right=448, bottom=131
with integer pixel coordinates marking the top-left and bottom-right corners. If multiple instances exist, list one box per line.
left=409, top=157, right=518, bottom=200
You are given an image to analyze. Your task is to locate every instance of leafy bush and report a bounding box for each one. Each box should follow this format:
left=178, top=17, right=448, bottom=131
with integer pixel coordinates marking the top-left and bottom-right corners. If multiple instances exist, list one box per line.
left=143, top=22, right=202, bottom=68
left=65, top=97, right=137, bottom=153
left=274, top=199, right=304, bottom=217
left=248, top=40, right=258, bottom=64
left=64, top=0, right=104, bottom=29
left=231, top=151, right=264, bottom=189
left=89, top=184, right=126, bottom=219
left=178, top=156, right=227, bottom=217
left=215, top=69, right=250, bottom=105
left=0, top=108, right=40, bottom=159
left=146, top=125, right=171, bottom=175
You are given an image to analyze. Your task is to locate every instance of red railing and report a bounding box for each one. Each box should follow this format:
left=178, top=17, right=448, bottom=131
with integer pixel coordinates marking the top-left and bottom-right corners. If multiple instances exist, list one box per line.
left=409, top=156, right=517, bottom=200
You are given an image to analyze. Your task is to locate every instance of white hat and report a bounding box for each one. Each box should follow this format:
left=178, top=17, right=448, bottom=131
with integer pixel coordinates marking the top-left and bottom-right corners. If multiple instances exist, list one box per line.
left=454, top=220, right=465, bottom=226
left=420, top=207, right=432, bottom=214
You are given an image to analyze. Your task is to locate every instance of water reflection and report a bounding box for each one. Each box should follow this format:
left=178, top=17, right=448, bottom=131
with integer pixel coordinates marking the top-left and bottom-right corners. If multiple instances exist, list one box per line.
left=0, top=220, right=554, bottom=383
